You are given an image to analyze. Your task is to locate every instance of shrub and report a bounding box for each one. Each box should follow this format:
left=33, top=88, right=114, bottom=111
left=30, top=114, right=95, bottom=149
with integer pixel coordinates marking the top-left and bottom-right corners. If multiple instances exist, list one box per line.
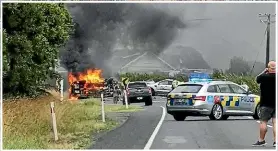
left=121, top=72, right=259, bottom=95
left=120, top=73, right=168, bottom=82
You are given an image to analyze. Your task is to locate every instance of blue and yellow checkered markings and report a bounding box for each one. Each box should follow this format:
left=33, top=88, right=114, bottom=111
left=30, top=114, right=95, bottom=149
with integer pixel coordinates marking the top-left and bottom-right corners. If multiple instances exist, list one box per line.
left=167, top=93, right=196, bottom=106
left=254, top=96, right=260, bottom=106
left=207, top=96, right=214, bottom=103
left=218, top=96, right=257, bottom=107
left=217, top=95, right=240, bottom=107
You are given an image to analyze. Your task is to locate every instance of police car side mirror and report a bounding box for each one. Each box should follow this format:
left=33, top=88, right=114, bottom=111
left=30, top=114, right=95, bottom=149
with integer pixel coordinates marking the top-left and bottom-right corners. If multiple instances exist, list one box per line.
left=244, top=89, right=252, bottom=95
left=241, top=84, right=249, bottom=91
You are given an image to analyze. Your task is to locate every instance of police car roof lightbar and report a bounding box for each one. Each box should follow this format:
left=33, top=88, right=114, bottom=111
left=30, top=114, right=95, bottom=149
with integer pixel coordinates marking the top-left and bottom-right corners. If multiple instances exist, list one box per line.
left=189, top=78, right=212, bottom=82
left=188, top=72, right=212, bottom=83
left=211, top=79, right=227, bottom=81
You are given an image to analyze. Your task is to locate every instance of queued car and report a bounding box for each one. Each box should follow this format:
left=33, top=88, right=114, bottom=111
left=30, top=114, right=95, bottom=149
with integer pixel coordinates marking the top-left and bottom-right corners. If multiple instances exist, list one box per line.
left=166, top=79, right=261, bottom=121
left=147, top=79, right=174, bottom=96
left=123, top=81, right=153, bottom=106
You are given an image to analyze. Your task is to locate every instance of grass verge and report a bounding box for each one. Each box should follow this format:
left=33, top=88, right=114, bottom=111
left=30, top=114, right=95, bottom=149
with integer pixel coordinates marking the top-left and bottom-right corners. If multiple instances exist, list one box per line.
left=3, top=94, right=142, bottom=149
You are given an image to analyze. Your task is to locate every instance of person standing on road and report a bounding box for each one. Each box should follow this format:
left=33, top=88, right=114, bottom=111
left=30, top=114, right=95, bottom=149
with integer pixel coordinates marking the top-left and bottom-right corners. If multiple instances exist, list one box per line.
left=113, top=85, right=121, bottom=104
left=252, top=61, right=276, bottom=147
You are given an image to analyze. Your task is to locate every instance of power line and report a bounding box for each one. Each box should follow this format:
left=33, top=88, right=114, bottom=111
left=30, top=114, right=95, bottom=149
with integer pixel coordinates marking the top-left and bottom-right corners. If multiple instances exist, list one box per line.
left=249, top=26, right=267, bottom=75
left=259, top=13, right=276, bottom=67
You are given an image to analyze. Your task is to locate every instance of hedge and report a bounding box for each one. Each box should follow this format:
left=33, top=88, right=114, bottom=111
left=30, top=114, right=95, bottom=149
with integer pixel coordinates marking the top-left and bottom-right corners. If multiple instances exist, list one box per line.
left=120, top=72, right=259, bottom=95
left=120, top=73, right=188, bottom=83
left=212, top=72, right=259, bottom=95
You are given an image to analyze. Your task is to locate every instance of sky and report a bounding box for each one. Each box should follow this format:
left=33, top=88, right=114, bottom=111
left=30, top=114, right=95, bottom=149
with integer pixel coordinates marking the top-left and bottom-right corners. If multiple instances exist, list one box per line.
left=154, top=3, right=276, bottom=69
left=1, top=2, right=276, bottom=71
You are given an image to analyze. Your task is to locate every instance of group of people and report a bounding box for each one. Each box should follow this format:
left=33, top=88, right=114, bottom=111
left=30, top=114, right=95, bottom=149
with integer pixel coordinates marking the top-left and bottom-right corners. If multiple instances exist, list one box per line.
left=104, top=77, right=130, bottom=104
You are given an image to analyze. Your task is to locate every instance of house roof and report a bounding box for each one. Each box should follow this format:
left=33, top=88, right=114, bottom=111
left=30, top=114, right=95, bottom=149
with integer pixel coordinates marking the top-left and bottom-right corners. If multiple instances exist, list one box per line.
left=119, top=52, right=176, bottom=73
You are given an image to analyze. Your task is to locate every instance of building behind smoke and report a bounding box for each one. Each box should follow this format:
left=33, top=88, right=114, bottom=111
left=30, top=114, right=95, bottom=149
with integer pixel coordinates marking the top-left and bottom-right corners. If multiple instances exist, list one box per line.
left=116, top=45, right=211, bottom=75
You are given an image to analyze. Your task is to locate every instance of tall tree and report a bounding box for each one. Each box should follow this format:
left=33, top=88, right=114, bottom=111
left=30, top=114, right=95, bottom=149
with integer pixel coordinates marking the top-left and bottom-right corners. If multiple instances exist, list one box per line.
left=227, top=56, right=251, bottom=75
left=3, top=3, right=73, bottom=96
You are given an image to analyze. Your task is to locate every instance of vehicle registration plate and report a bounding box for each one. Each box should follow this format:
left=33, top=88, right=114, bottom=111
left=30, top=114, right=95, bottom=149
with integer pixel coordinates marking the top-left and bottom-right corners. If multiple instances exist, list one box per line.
left=137, top=97, right=143, bottom=100
left=75, top=90, right=80, bottom=93
left=174, top=99, right=188, bottom=106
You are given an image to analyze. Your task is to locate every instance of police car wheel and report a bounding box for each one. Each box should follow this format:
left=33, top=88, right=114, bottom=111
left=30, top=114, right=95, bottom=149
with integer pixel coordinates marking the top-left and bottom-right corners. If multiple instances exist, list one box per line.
left=173, top=114, right=186, bottom=121
left=210, top=104, right=224, bottom=120
left=253, top=103, right=261, bottom=120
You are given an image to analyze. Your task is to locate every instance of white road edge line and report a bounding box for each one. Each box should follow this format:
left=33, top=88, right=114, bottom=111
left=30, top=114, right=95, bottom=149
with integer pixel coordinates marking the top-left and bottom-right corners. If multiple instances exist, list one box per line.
left=144, top=106, right=166, bottom=150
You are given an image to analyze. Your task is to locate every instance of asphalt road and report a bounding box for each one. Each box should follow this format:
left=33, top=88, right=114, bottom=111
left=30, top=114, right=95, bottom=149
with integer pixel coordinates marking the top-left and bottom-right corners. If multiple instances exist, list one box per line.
left=92, top=96, right=276, bottom=150
left=150, top=97, right=276, bottom=150
left=91, top=98, right=162, bottom=149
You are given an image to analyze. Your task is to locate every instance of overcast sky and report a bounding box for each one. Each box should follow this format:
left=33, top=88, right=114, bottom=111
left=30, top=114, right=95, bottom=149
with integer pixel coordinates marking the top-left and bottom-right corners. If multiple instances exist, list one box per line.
left=154, top=3, right=276, bottom=69
left=1, top=2, right=276, bottom=70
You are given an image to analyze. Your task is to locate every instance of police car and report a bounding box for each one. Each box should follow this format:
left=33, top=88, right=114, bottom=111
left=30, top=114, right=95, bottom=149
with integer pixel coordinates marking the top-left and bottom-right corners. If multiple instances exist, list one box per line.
left=166, top=73, right=261, bottom=121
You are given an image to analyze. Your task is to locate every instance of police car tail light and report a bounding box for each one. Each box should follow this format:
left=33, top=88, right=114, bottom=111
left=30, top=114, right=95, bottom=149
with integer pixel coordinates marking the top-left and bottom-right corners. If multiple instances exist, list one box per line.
left=194, top=96, right=206, bottom=101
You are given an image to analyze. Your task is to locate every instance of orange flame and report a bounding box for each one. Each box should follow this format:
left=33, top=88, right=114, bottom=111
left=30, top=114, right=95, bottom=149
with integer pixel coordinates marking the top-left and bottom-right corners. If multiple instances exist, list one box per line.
left=68, top=69, right=105, bottom=100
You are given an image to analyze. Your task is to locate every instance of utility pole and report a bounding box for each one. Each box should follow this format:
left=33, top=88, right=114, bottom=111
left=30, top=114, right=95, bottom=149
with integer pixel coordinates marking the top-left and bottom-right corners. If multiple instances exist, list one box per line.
left=259, top=13, right=276, bottom=67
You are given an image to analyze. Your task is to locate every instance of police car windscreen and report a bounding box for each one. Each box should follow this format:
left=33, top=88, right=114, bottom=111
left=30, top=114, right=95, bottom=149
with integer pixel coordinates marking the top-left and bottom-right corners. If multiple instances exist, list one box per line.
left=172, top=84, right=203, bottom=93
left=128, top=83, right=147, bottom=89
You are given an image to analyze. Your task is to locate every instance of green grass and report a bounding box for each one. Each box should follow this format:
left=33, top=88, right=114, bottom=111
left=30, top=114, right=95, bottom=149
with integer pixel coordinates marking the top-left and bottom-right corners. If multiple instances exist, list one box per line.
left=105, top=104, right=144, bottom=112
left=3, top=95, right=142, bottom=149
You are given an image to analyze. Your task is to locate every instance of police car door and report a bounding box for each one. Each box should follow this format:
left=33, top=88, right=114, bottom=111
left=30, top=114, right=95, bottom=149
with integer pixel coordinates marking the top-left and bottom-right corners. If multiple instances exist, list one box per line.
left=228, top=84, right=252, bottom=112
left=217, top=84, right=238, bottom=111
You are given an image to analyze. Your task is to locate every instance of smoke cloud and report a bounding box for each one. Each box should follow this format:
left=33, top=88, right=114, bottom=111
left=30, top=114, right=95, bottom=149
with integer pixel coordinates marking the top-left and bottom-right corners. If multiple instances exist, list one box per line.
left=60, top=4, right=186, bottom=77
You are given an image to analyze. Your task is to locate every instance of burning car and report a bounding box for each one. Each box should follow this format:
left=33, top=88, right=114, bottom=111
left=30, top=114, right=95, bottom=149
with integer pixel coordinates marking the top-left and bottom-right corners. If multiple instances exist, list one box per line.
left=68, top=69, right=105, bottom=100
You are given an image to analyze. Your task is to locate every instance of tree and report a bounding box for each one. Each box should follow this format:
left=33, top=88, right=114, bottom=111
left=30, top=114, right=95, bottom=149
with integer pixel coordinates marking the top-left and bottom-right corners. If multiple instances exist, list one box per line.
left=227, top=56, right=251, bottom=75
left=3, top=3, right=73, bottom=96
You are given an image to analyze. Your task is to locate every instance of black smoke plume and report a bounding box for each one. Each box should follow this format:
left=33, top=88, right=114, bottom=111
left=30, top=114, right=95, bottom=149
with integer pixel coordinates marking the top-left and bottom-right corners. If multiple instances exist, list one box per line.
left=60, top=4, right=186, bottom=77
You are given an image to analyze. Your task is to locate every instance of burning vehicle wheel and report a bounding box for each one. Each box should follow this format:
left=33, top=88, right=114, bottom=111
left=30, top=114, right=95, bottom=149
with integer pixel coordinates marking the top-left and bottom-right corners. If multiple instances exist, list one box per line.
left=145, top=96, right=153, bottom=106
